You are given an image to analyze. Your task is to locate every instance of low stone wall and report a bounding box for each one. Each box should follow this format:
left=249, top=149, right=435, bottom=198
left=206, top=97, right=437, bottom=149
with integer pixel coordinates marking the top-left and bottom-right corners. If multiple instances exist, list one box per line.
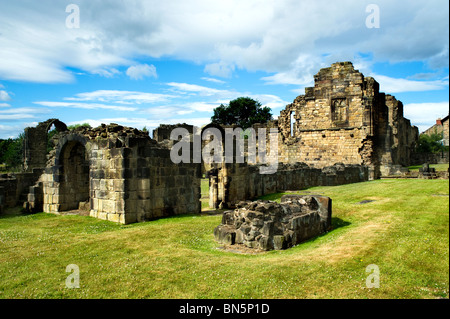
left=0, top=169, right=44, bottom=213
left=214, top=194, right=332, bottom=251
left=211, top=162, right=367, bottom=208
left=411, top=152, right=449, bottom=165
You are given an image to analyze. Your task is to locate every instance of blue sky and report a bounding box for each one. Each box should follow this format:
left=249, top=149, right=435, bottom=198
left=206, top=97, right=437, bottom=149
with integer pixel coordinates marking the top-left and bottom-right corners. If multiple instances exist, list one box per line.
left=0, top=0, right=448, bottom=138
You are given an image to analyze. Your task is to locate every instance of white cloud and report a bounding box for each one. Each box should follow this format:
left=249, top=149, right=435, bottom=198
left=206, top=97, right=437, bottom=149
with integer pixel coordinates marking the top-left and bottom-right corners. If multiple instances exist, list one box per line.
left=0, top=107, right=48, bottom=114
left=141, top=106, right=194, bottom=118
left=166, top=82, right=288, bottom=112
left=126, top=64, right=157, bottom=80
left=0, top=123, right=26, bottom=138
left=92, top=68, right=121, bottom=78
left=0, top=103, right=11, bottom=107
left=370, top=74, right=449, bottom=93
left=185, top=102, right=220, bottom=113
left=33, top=101, right=137, bottom=112
left=0, top=113, right=37, bottom=120
left=252, top=94, right=289, bottom=110
left=201, top=77, right=226, bottom=84
left=0, top=1, right=447, bottom=83
left=166, top=82, right=227, bottom=96
left=0, top=90, right=11, bottom=101
left=204, top=62, right=235, bottom=78
left=66, top=90, right=173, bottom=104
left=0, top=107, right=49, bottom=121
left=404, top=102, right=449, bottom=132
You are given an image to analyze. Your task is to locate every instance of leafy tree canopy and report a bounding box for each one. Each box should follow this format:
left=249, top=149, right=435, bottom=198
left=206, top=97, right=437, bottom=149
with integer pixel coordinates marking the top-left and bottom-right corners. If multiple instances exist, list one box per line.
left=416, top=132, right=448, bottom=153
left=210, top=97, right=272, bottom=129
left=0, top=133, right=24, bottom=171
left=67, top=123, right=92, bottom=130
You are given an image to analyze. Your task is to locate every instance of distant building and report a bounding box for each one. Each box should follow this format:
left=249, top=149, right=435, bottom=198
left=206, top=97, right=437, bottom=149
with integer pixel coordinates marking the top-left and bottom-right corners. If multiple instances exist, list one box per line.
left=422, top=115, right=449, bottom=146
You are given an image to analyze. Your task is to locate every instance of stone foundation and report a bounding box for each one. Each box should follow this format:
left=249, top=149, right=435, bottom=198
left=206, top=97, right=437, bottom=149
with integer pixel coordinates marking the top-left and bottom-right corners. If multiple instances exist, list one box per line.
left=214, top=194, right=332, bottom=251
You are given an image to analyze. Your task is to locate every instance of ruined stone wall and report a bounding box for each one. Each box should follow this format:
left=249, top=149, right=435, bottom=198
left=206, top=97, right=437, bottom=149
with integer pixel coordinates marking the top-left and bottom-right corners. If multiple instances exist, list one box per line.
left=27, top=123, right=201, bottom=224
left=11, top=62, right=420, bottom=222
left=211, top=162, right=368, bottom=208
left=276, top=63, right=379, bottom=170
left=275, top=62, right=418, bottom=178
left=121, top=137, right=201, bottom=224
left=0, top=169, right=43, bottom=211
left=153, top=123, right=194, bottom=143
left=378, top=95, right=419, bottom=175
left=23, top=119, right=67, bottom=172
left=411, top=152, right=450, bottom=165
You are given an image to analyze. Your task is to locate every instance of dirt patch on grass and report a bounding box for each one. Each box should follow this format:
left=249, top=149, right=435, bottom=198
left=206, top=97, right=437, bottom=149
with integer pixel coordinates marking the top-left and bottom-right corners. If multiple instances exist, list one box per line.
left=326, top=225, right=387, bottom=259
left=287, top=219, right=392, bottom=264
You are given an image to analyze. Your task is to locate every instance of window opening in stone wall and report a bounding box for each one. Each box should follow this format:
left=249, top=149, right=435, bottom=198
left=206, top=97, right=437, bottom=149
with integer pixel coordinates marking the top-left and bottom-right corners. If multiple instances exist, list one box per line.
left=331, top=98, right=348, bottom=125
left=47, top=123, right=58, bottom=154
left=290, top=111, right=295, bottom=137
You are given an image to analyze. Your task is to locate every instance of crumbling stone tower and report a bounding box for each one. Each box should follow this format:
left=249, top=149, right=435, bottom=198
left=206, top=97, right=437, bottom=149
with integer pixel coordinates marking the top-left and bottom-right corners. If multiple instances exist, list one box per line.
left=276, top=62, right=418, bottom=179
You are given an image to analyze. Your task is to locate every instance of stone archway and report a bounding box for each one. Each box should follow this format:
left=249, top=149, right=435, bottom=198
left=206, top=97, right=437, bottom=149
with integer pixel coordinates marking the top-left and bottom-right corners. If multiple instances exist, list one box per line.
left=23, top=118, right=68, bottom=171
left=58, top=140, right=90, bottom=212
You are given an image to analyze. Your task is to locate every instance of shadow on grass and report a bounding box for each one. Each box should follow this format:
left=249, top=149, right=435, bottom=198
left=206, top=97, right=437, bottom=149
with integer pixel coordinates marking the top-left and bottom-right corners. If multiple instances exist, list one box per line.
left=0, top=206, right=33, bottom=220
left=282, top=217, right=352, bottom=250
left=330, top=217, right=351, bottom=231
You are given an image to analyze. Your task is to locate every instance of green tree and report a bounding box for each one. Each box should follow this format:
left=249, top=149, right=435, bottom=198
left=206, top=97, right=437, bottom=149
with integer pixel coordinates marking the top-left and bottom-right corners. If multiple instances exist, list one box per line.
left=416, top=132, right=447, bottom=153
left=67, top=123, right=92, bottom=130
left=211, top=97, right=272, bottom=129
left=0, top=134, right=24, bottom=170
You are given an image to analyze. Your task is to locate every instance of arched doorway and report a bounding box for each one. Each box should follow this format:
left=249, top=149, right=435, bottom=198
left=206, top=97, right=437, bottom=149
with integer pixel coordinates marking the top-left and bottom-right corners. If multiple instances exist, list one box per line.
left=23, top=118, right=68, bottom=172
left=58, top=140, right=90, bottom=212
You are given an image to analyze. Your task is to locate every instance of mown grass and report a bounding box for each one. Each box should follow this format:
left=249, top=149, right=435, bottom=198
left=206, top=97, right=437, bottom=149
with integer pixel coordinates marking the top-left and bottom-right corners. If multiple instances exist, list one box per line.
left=200, top=178, right=210, bottom=210
left=0, top=179, right=448, bottom=299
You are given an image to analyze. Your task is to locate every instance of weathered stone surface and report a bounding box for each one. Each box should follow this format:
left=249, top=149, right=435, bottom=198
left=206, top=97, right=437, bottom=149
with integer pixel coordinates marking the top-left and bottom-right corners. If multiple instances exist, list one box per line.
left=18, top=120, right=201, bottom=223
left=214, top=195, right=332, bottom=251
left=5, top=61, right=442, bottom=225
left=275, top=62, right=419, bottom=179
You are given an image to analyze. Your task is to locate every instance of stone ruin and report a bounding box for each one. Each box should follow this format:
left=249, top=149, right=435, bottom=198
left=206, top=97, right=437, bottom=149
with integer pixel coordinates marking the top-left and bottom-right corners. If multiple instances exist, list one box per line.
left=275, top=61, right=419, bottom=179
left=419, top=163, right=438, bottom=179
left=23, top=122, right=201, bottom=223
left=214, top=194, right=332, bottom=251
left=1, top=61, right=436, bottom=222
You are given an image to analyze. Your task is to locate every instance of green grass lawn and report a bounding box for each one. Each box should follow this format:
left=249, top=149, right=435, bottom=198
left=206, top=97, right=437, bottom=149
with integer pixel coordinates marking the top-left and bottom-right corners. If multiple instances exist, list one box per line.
left=0, top=179, right=448, bottom=299
left=200, top=178, right=210, bottom=210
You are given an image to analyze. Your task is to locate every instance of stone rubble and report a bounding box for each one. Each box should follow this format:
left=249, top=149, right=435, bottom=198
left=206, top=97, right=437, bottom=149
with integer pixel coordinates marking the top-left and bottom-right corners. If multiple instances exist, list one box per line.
left=214, top=194, right=332, bottom=251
